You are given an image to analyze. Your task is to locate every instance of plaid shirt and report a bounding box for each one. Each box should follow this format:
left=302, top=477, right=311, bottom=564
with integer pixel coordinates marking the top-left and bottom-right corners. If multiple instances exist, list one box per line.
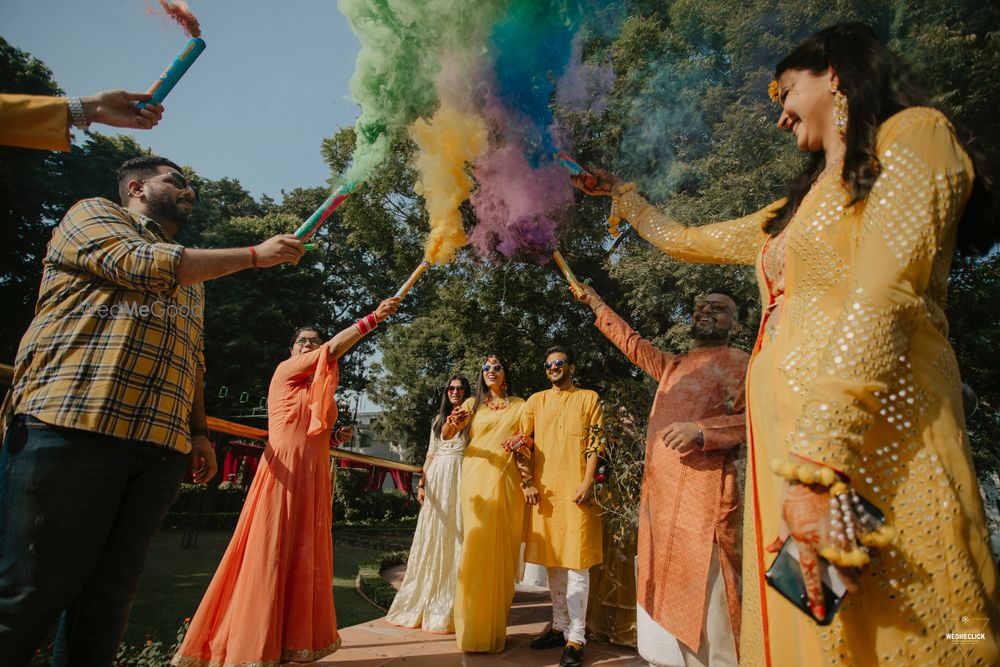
left=11, top=197, right=205, bottom=453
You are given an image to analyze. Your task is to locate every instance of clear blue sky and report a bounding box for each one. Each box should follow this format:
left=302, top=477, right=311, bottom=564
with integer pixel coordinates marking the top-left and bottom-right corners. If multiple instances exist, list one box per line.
left=1, top=0, right=363, bottom=199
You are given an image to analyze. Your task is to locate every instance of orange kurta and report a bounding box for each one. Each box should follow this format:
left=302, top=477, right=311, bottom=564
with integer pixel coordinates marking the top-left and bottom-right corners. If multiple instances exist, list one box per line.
left=596, top=307, right=748, bottom=654
left=173, top=345, right=341, bottom=667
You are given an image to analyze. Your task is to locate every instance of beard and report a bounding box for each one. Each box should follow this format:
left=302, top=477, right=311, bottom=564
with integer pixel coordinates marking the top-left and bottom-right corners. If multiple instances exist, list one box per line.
left=691, top=323, right=729, bottom=341
left=145, top=189, right=191, bottom=228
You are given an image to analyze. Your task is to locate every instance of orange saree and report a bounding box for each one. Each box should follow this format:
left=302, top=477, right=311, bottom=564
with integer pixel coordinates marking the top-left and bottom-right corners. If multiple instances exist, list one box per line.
left=172, top=345, right=342, bottom=666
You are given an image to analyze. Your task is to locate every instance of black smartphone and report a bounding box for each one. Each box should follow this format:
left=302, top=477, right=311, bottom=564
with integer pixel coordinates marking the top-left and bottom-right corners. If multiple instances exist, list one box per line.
left=765, top=537, right=848, bottom=625
left=765, top=492, right=885, bottom=625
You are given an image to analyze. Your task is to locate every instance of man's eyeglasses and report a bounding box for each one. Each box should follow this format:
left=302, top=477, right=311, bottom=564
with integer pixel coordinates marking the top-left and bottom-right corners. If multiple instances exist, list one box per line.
left=693, top=301, right=733, bottom=314
left=543, top=359, right=569, bottom=370
left=446, top=386, right=465, bottom=393
left=141, top=172, right=198, bottom=200
left=294, top=336, right=323, bottom=346
left=482, top=364, right=504, bottom=372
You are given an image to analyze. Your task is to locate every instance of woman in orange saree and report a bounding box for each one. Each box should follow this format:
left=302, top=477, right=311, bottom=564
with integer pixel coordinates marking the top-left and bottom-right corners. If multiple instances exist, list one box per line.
left=173, top=297, right=399, bottom=667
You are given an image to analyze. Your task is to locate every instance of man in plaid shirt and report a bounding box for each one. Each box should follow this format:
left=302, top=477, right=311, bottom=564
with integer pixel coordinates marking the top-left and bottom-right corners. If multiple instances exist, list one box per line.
left=0, top=156, right=306, bottom=665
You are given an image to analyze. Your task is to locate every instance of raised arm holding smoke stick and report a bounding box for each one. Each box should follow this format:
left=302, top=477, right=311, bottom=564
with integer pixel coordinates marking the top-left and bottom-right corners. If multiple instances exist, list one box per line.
left=0, top=90, right=164, bottom=152
left=573, top=281, right=747, bottom=667
left=175, top=297, right=399, bottom=666
left=0, top=154, right=305, bottom=665
left=570, top=22, right=1000, bottom=666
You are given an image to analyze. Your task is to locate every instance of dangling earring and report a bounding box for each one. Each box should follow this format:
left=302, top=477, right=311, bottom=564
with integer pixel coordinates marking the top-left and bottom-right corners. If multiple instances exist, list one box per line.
left=831, top=82, right=848, bottom=136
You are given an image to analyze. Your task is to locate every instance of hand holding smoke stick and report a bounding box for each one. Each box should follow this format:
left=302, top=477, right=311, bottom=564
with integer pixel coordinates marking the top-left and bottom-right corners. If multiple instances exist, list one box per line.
left=394, top=261, right=431, bottom=299
left=293, top=183, right=357, bottom=240
left=555, top=152, right=631, bottom=240
left=138, top=1, right=206, bottom=110
left=552, top=250, right=583, bottom=294
left=554, top=152, right=598, bottom=190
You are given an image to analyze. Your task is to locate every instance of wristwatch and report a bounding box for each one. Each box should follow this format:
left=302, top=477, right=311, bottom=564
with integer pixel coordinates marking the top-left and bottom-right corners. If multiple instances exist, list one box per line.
left=67, top=97, right=90, bottom=130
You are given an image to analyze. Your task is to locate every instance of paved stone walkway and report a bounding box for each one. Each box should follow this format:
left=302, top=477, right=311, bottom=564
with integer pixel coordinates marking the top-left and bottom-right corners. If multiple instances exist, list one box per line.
left=309, top=565, right=642, bottom=666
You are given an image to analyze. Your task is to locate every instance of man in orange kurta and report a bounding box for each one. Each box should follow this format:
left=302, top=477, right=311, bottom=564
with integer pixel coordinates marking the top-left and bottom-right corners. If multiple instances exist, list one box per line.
left=576, top=285, right=748, bottom=667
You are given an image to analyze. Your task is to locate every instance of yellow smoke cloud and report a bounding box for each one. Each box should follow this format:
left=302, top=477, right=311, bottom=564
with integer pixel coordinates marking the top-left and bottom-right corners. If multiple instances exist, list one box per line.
left=409, top=101, right=488, bottom=264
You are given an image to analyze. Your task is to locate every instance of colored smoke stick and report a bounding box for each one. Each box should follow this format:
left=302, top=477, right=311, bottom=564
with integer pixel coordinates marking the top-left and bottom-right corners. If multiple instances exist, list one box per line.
left=137, top=37, right=206, bottom=108
left=552, top=250, right=581, bottom=292
left=554, top=152, right=597, bottom=189
left=157, top=0, right=201, bottom=38
left=394, top=261, right=430, bottom=299
left=293, top=183, right=356, bottom=240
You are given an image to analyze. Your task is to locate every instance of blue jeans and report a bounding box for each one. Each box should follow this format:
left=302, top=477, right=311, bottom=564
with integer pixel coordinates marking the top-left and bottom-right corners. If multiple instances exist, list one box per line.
left=0, top=415, right=187, bottom=666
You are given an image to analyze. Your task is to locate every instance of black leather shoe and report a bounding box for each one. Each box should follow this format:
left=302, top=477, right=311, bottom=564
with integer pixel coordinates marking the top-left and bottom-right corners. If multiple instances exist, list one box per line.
left=559, top=642, right=584, bottom=667
left=529, top=626, right=567, bottom=649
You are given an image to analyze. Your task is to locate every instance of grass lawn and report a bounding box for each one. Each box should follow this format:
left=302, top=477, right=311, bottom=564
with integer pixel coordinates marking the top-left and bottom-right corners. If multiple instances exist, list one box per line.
left=124, top=528, right=386, bottom=646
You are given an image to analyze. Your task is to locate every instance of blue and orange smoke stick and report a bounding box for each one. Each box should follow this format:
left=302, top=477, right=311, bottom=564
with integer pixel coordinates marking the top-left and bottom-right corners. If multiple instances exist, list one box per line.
left=137, top=37, right=207, bottom=109
left=555, top=151, right=627, bottom=239
left=553, top=151, right=598, bottom=190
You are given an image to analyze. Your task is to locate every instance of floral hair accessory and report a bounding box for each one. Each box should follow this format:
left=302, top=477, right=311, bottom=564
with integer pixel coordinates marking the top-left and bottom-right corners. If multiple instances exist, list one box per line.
left=768, top=79, right=780, bottom=104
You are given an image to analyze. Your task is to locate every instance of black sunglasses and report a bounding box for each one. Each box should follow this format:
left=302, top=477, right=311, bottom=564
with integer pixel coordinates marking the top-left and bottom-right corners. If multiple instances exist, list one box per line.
left=446, top=386, right=465, bottom=392
left=543, top=359, right=569, bottom=370
left=482, top=364, right=504, bottom=372
left=141, top=172, right=198, bottom=201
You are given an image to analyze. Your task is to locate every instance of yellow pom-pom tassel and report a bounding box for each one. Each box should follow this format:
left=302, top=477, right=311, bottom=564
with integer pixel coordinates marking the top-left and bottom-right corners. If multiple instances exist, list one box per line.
left=817, top=466, right=837, bottom=487
left=829, top=482, right=848, bottom=497
left=607, top=216, right=621, bottom=238
left=820, top=546, right=840, bottom=562
left=797, top=463, right=817, bottom=485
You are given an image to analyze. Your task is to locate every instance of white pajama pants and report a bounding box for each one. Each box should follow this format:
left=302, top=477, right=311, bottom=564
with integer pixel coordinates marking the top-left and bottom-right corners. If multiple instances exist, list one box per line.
left=636, top=542, right=737, bottom=667
left=547, top=566, right=590, bottom=645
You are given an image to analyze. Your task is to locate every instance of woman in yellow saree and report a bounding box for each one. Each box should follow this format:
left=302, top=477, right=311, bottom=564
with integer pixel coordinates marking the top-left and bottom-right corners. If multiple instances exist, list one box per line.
left=444, top=354, right=534, bottom=652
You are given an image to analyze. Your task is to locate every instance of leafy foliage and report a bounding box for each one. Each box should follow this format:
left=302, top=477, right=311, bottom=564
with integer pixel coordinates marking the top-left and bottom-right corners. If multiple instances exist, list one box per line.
left=2, top=3, right=997, bottom=478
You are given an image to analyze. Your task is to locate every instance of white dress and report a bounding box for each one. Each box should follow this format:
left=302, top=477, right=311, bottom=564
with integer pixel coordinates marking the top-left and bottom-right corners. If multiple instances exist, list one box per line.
left=385, top=422, right=465, bottom=632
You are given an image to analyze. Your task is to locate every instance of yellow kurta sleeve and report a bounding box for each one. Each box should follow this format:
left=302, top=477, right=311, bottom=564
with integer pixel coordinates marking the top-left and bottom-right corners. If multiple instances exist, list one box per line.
left=519, top=393, right=536, bottom=437
left=789, top=108, right=974, bottom=473
left=0, top=93, right=72, bottom=151
left=613, top=189, right=780, bottom=265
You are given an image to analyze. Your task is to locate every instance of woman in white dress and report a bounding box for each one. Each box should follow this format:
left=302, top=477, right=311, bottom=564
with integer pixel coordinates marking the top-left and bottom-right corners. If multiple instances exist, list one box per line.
left=386, top=375, right=471, bottom=632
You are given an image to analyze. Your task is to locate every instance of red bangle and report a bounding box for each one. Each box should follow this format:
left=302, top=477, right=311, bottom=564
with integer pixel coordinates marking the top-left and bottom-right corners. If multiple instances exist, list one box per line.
left=248, top=245, right=258, bottom=268
left=354, top=312, right=378, bottom=336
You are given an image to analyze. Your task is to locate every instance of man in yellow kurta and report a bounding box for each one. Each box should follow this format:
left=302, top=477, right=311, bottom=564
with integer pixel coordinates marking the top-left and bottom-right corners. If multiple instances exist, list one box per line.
left=512, top=346, right=604, bottom=667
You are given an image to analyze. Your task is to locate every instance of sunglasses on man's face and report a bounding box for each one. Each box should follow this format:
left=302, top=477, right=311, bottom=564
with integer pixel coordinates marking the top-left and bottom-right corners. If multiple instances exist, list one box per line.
left=142, top=172, right=198, bottom=201
left=543, top=359, right=569, bottom=370
left=482, top=364, right=504, bottom=373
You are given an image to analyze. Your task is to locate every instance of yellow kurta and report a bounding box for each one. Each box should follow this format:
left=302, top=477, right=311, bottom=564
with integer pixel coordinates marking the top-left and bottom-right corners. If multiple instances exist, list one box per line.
left=520, top=386, right=604, bottom=569
left=614, top=107, right=999, bottom=666
left=0, top=94, right=72, bottom=151
left=454, top=396, right=526, bottom=652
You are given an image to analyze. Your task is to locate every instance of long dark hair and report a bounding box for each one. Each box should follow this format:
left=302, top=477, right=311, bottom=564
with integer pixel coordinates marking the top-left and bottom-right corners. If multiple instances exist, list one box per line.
left=472, top=353, right=515, bottom=415
left=432, top=375, right=472, bottom=438
left=766, top=22, right=998, bottom=256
